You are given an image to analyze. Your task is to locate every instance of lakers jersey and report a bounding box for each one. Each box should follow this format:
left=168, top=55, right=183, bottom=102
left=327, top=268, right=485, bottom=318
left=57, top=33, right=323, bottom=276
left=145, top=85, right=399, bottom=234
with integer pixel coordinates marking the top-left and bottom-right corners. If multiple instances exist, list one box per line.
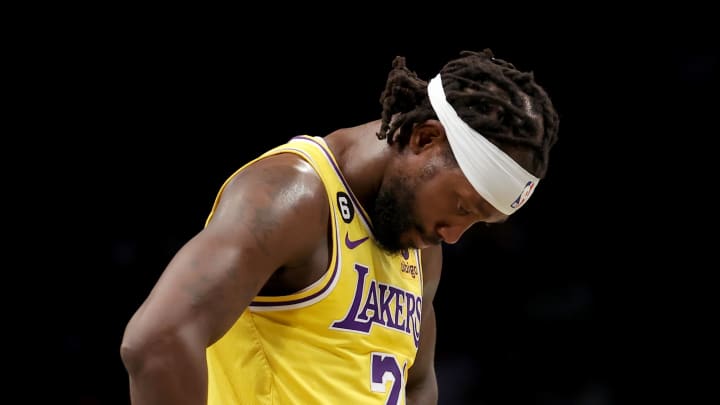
left=205, top=136, right=424, bottom=405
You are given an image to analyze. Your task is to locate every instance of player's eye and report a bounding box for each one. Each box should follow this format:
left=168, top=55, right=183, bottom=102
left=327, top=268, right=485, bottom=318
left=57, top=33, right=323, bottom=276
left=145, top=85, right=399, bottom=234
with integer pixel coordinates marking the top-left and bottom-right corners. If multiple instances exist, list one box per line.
left=457, top=203, right=471, bottom=216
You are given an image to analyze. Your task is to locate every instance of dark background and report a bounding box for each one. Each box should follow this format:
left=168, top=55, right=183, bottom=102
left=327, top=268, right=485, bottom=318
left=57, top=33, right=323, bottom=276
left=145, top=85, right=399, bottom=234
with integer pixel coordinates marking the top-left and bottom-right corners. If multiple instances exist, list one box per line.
left=55, top=11, right=716, bottom=405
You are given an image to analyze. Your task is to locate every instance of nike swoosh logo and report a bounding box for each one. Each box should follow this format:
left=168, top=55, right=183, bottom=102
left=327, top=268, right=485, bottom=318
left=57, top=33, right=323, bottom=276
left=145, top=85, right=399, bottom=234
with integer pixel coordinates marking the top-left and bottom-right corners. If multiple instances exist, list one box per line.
left=345, top=232, right=369, bottom=249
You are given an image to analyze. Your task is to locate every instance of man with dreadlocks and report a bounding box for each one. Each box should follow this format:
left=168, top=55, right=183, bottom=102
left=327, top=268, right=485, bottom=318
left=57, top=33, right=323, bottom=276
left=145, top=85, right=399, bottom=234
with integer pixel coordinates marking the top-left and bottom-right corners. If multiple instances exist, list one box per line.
left=121, top=49, right=560, bottom=404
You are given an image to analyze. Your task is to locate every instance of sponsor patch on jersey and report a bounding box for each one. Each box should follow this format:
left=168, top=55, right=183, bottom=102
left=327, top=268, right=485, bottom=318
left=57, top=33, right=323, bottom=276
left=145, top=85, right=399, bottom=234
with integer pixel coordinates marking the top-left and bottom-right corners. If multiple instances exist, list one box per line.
left=400, top=260, right=418, bottom=280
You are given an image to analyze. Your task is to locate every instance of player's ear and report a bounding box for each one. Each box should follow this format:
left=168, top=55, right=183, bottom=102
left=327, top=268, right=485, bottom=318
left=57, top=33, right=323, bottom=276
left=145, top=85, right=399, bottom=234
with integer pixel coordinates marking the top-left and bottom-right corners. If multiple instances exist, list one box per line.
left=408, top=119, right=445, bottom=153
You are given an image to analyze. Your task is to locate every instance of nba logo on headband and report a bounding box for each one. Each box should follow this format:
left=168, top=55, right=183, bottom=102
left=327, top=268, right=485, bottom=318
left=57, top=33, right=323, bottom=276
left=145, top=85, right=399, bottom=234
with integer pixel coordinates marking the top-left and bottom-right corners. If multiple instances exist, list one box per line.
left=511, top=181, right=535, bottom=209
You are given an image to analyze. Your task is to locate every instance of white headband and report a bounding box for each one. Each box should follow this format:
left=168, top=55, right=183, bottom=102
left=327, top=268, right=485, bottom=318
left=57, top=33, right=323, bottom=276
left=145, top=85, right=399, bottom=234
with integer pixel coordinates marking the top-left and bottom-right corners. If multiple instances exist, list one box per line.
left=427, top=74, right=539, bottom=215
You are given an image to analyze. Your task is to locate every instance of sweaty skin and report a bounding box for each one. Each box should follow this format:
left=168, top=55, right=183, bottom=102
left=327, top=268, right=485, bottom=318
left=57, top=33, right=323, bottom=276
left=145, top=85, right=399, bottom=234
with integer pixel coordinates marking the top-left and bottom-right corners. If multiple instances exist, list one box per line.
left=121, top=119, right=507, bottom=405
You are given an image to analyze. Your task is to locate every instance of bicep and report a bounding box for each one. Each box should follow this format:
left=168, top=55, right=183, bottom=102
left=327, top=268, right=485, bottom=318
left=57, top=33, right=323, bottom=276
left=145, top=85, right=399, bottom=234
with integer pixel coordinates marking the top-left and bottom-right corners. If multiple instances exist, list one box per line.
left=130, top=227, right=277, bottom=348
left=123, top=155, right=328, bottom=349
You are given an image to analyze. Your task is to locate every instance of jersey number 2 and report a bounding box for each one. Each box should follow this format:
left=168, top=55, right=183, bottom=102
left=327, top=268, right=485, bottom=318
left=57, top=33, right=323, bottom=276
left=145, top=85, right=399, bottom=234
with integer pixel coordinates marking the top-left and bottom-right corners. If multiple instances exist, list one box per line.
left=371, top=352, right=406, bottom=405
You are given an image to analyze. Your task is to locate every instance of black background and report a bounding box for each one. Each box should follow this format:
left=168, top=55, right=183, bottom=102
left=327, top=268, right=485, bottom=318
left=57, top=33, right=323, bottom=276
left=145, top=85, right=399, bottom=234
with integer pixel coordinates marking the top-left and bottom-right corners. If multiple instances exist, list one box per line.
left=53, top=10, right=716, bottom=405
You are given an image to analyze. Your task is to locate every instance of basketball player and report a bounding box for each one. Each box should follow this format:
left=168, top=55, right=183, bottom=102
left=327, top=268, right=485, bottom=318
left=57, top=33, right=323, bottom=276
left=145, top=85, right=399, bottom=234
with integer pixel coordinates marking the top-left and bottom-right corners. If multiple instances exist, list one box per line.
left=120, top=49, right=560, bottom=404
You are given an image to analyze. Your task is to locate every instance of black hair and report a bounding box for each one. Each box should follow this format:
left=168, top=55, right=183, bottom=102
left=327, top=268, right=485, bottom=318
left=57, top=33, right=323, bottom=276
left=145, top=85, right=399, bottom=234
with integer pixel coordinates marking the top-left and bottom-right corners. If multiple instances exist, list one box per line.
left=377, top=49, right=559, bottom=177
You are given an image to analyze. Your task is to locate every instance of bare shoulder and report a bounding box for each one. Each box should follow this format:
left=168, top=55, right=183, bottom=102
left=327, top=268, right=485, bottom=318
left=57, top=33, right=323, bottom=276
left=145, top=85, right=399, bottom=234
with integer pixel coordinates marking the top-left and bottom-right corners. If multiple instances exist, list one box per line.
left=120, top=152, right=331, bottom=350
left=217, top=152, right=326, bottom=213
left=207, top=152, right=329, bottom=265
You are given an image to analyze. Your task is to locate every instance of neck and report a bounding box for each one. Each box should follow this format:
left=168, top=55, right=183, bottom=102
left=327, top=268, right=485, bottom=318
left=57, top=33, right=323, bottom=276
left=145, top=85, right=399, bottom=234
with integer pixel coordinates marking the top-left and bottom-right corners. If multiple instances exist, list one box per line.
left=324, top=120, right=392, bottom=214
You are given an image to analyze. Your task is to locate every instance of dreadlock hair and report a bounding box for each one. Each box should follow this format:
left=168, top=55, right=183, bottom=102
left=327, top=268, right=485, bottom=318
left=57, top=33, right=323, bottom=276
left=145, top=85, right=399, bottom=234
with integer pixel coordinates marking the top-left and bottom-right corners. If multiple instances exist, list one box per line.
left=377, top=49, right=560, bottom=178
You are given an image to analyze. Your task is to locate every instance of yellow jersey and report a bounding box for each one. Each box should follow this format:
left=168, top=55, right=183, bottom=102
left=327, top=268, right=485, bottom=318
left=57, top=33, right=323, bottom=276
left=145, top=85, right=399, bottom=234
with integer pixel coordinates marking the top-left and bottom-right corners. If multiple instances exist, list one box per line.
left=205, top=135, right=424, bottom=404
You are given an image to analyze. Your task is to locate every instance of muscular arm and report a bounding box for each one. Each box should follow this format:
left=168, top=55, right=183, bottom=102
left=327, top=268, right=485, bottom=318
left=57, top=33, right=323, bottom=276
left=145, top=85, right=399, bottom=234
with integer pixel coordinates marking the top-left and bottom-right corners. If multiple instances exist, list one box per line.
left=120, top=154, right=328, bottom=405
left=406, top=244, right=443, bottom=405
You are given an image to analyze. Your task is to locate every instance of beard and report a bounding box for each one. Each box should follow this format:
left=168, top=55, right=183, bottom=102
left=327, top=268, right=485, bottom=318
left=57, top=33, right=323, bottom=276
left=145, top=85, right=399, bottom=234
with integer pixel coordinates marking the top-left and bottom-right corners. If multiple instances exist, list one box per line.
left=369, top=152, right=452, bottom=254
left=369, top=174, right=422, bottom=254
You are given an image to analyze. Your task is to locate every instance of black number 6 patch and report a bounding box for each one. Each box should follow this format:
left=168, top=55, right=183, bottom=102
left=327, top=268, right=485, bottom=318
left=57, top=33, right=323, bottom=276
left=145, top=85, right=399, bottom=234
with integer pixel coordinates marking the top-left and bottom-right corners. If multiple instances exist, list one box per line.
left=336, top=191, right=354, bottom=223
